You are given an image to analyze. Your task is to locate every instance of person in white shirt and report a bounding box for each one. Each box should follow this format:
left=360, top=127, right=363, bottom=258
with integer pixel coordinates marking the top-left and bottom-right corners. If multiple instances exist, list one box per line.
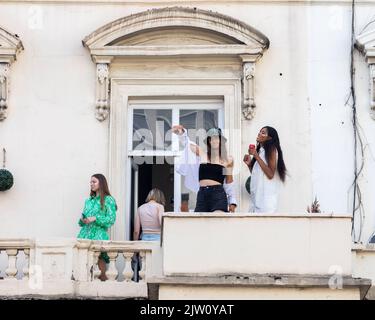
left=172, top=125, right=237, bottom=213
left=243, top=126, right=287, bottom=213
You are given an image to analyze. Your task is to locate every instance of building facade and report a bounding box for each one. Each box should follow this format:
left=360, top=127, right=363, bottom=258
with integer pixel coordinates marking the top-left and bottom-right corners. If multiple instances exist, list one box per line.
left=0, top=0, right=375, bottom=299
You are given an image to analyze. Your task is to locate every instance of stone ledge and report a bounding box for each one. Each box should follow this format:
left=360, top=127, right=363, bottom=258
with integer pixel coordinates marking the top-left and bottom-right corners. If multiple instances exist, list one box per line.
left=148, top=274, right=372, bottom=300
left=0, top=279, right=148, bottom=299
left=352, top=243, right=375, bottom=252
left=163, top=212, right=352, bottom=219
left=0, top=0, right=373, bottom=4
left=0, top=295, right=147, bottom=300
left=0, top=239, right=33, bottom=249
left=149, top=273, right=371, bottom=287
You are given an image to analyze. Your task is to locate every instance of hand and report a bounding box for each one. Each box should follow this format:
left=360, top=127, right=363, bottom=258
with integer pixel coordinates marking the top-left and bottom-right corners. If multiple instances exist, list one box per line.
left=229, top=204, right=236, bottom=213
left=249, top=147, right=258, bottom=157
left=87, top=216, right=96, bottom=223
left=82, top=217, right=96, bottom=224
left=172, top=125, right=185, bottom=135
left=81, top=218, right=90, bottom=224
left=243, top=154, right=251, bottom=166
left=227, top=156, right=234, bottom=168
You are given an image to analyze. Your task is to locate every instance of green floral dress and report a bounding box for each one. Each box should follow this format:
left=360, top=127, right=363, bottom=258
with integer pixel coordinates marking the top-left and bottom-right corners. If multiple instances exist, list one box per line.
left=77, top=195, right=117, bottom=263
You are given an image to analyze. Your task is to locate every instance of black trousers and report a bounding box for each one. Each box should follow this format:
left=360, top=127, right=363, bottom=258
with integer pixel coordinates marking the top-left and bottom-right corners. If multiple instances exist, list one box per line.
left=195, top=185, right=228, bottom=212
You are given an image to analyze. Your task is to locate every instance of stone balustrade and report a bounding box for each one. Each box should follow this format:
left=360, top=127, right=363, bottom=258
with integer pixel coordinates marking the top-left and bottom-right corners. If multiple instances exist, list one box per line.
left=0, top=238, right=162, bottom=299
left=0, top=239, right=33, bottom=281
left=1, top=213, right=374, bottom=300
left=83, top=240, right=153, bottom=283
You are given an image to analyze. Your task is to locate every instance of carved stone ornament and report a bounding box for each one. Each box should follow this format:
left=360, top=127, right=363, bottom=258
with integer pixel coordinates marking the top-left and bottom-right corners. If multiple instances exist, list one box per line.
left=83, top=8, right=270, bottom=122
left=0, top=27, right=23, bottom=121
left=0, top=63, right=10, bottom=121
left=242, top=61, right=256, bottom=120
left=95, top=63, right=109, bottom=121
left=370, top=64, right=375, bottom=119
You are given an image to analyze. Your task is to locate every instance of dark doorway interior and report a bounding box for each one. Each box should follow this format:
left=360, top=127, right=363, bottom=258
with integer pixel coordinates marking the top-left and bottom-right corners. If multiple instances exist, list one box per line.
left=130, top=156, right=174, bottom=240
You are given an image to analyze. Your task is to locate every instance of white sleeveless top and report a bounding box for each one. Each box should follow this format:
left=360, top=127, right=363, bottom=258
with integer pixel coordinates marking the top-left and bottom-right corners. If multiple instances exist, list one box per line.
left=249, top=147, right=281, bottom=213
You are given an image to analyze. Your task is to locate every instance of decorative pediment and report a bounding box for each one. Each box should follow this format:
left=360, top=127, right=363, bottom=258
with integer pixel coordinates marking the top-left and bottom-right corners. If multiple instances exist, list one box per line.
left=83, top=7, right=269, bottom=57
left=111, top=27, right=242, bottom=46
left=83, top=7, right=270, bottom=121
left=0, top=27, right=23, bottom=121
left=0, top=27, right=23, bottom=63
left=356, top=28, right=375, bottom=118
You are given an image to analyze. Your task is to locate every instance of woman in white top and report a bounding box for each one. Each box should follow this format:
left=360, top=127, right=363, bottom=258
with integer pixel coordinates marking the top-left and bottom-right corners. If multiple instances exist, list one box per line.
left=172, top=125, right=237, bottom=213
left=133, top=188, right=165, bottom=241
left=243, top=126, right=287, bottom=213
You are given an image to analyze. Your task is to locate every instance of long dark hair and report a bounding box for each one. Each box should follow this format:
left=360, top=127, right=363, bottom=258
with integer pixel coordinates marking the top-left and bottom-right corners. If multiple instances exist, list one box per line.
left=90, top=173, right=116, bottom=210
left=250, top=126, right=287, bottom=182
left=207, top=135, right=228, bottom=163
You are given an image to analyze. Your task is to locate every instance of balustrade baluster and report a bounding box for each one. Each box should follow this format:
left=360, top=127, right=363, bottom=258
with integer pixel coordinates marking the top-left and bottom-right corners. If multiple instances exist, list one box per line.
left=22, top=249, right=30, bottom=279
left=5, top=249, right=18, bottom=279
left=122, top=252, right=134, bottom=282
left=138, top=251, right=146, bottom=282
left=92, top=251, right=101, bottom=281
left=106, top=251, right=118, bottom=281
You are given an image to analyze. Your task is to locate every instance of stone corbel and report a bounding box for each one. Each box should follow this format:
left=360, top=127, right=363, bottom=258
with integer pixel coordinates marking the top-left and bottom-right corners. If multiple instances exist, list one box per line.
left=370, top=63, right=375, bottom=118
left=0, top=63, right=10, bottom=121
left=0, top=28, right=23, bottom=121
left=93, top=56, right=113, bottom=121
left=356, top=29, right=375, bottom=119
left=240, top=55, right=258, bottom=120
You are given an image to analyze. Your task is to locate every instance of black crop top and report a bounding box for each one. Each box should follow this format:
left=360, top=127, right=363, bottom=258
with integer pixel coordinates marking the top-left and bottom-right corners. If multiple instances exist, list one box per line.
left=199, top=163, right=226, bottom=184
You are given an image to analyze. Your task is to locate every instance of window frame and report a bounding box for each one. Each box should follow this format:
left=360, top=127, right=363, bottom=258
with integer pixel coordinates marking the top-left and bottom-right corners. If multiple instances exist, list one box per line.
left=108, top=78, right=242, bottom=240
left=128, top=100, right=224, bottom=213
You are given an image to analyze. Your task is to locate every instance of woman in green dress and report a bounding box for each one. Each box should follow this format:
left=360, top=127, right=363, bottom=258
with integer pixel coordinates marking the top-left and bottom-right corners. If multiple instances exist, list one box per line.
left=78, top=173, right=117, bottom=281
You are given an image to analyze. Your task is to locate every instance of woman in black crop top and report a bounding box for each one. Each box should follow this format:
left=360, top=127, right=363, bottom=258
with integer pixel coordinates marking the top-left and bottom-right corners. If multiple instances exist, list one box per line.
left=172, top=125, right=236, bottom=213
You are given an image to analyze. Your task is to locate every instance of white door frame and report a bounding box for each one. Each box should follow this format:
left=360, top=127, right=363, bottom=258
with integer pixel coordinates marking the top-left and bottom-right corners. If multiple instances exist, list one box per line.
left=109, top=78, right=242, bottom=240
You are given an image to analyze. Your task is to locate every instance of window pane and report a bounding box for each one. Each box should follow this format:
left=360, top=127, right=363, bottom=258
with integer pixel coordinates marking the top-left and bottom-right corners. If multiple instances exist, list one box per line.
left=179, top=110, right=218, bottom=147
left=133, top=109, right=172, bottom=150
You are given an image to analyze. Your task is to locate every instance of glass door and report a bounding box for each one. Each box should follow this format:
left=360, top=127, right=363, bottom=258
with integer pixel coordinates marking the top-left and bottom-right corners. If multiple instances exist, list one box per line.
left=128, top=99, right=224, bottom=228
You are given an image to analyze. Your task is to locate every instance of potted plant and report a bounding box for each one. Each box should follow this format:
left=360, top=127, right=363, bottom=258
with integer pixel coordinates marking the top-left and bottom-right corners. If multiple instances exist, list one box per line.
left=307, top=196, right=321, bottom=213
left=0, top=148, right=13, bottom=191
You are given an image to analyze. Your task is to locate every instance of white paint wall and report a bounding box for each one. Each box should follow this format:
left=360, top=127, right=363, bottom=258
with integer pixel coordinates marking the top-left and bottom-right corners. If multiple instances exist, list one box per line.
left=0, top=1, right=374, bottom=243
left=162, top=213, right=353, bottom=275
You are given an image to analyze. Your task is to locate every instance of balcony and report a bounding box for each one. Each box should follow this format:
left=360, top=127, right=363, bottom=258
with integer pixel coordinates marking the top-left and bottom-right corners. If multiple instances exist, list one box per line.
left=152, top=213, right=371, bottom=300
left=0, top=238, right=162, bottom=299
left=0, top=213, right=372, bottom=299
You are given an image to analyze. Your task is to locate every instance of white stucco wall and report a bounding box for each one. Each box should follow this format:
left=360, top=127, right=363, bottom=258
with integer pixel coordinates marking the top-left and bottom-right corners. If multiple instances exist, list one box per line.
left=0, top=1, right=374, bottom=243
left=162, top=213, right=353, bottom=275
left=158, top=285, right=360, bottom=300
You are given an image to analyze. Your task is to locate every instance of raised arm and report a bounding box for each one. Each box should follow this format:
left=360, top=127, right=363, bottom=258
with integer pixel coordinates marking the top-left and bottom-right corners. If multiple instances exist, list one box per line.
left=172, top=125, right=204, bottom=157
